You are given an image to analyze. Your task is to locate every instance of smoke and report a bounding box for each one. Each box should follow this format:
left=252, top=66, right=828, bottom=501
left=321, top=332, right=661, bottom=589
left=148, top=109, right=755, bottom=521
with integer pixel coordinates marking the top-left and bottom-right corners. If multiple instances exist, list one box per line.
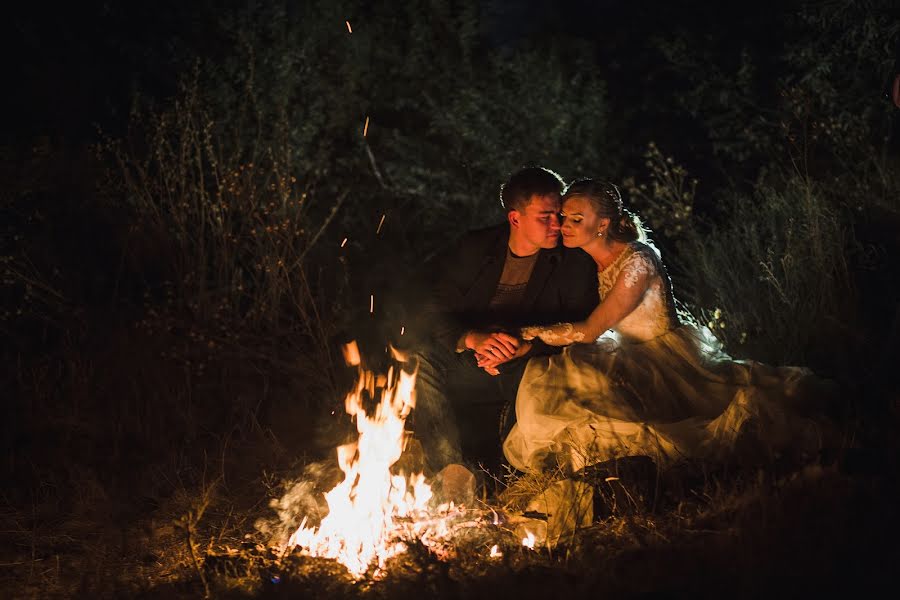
left=254, top=460, right=342, bottom=545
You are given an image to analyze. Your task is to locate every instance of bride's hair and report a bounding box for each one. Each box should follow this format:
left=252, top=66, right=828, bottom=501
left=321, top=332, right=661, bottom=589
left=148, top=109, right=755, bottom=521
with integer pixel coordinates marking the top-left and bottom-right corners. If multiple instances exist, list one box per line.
left=563, top=179, right=647, bottom=243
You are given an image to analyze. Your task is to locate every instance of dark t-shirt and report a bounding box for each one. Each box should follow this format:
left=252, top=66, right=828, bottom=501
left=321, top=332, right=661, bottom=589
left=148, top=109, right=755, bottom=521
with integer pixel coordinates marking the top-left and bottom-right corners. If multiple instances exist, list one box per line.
left=489, top=248, right=539, bottom=311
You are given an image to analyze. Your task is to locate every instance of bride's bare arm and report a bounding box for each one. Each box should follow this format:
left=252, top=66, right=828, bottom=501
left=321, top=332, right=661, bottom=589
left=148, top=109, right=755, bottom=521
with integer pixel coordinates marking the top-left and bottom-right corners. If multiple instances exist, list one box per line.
left=521, top=251, right=656, bottom=345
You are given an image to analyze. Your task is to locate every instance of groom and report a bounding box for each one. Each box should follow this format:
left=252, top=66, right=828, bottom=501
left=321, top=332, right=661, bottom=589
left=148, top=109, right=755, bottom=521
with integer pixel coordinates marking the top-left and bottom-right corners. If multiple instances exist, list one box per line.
left=412, top=166, right=598, bottom=480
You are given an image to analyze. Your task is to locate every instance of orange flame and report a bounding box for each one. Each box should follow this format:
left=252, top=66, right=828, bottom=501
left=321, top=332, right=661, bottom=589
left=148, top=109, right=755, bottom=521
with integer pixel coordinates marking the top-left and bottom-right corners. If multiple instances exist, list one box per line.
left=282, top=342, right=539, bottom=576
left=286, top=348, right=433, bottom=576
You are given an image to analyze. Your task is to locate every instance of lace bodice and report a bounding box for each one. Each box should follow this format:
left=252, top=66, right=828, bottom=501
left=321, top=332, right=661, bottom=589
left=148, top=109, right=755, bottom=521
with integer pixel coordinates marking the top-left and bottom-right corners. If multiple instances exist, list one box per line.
left=599, top=242, right=678, bottom=342
left=521, top=241, right=679, bottom=345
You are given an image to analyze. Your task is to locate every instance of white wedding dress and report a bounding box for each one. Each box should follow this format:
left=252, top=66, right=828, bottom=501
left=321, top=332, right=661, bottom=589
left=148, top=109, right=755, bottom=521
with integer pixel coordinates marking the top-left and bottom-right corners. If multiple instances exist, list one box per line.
left=503, top=242, right=832, bottom=473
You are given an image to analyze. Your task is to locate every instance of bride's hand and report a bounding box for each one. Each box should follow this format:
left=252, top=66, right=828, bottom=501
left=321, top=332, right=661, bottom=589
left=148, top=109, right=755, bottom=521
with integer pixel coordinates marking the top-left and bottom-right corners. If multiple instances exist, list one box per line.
left=475, top=353, right=500, bottom=376
left=476, top=341, right=533, bottom=374
left=476, top=358, right=500, bottom=376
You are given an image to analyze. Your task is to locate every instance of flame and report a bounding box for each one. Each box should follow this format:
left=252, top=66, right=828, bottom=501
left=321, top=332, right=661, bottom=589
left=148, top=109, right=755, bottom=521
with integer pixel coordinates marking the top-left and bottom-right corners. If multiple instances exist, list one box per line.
left=286, top=349, right=435, bottom=577
left=521, top=531, right=536, bottom=549
left=281, top=341, right=542, bottom=577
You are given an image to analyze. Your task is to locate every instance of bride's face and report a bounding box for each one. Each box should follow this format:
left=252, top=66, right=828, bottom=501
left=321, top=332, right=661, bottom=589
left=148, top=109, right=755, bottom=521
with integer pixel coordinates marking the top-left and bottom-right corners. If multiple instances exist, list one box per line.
left=560, top=196, right=608, bottom=248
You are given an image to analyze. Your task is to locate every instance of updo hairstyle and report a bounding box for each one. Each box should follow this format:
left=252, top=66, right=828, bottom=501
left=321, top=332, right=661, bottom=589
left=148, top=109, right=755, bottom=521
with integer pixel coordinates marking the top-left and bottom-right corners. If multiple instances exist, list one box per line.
left=562, top=178, right=647, bottom=243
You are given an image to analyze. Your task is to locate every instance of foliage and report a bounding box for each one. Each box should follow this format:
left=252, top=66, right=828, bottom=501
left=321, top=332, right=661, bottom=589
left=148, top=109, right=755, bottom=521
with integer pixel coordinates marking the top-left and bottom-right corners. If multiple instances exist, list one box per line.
left=680, top=176, right=859, bottom=368
left=92, top=0, right=616, bottom=362
left=104, top=73, right=344, bottom=350
left=653, top=0, right=899, bottom=178
left=622, top=141, right=697, bottom=242
left=783, top=1, right=899, bottom=158
left=204, top=0, right=613, bottom=244
left=620, top=138, right=889, bottom=374
left=627, top=0, right=900, bottom=379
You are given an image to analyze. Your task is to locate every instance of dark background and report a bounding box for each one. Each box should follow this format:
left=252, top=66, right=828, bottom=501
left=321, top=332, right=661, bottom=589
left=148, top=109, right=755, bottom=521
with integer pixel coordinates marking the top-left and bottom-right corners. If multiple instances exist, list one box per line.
left=3, top=0, right=899, bottom=596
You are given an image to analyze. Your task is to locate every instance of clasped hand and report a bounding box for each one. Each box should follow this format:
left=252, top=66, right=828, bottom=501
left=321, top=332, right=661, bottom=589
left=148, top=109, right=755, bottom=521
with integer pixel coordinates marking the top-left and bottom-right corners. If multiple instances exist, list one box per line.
left=465, top=331, right=531, bottom=376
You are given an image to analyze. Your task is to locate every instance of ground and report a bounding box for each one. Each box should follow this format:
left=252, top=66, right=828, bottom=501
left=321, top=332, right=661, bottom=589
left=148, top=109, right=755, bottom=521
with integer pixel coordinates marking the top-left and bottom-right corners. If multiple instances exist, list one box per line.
left=4, top=327, right=898, bottom=598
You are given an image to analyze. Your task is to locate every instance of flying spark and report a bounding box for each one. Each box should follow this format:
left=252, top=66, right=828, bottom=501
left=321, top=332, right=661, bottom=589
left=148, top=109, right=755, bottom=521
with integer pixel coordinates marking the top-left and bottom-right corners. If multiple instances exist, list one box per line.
left=370, top=294, right=374, bottom=314
left=363, top=116, right=370, bottom=137
left=340, top=237, right=348, bottom=248
left=346, top=20, right=352, bottom=33
left=376, top=214, right=386, bottom=234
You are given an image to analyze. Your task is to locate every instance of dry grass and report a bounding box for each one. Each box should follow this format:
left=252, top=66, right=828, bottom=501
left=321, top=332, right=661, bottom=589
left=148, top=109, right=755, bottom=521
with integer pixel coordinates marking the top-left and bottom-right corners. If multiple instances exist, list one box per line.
left=6, top=451, right=891, bottom=599
left=96, top=73, right=349, bottom=404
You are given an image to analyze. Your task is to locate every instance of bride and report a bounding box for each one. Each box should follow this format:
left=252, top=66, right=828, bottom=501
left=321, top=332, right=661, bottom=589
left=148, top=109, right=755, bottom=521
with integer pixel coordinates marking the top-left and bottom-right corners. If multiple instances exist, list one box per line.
left=501, top=179, right=833, bottom=473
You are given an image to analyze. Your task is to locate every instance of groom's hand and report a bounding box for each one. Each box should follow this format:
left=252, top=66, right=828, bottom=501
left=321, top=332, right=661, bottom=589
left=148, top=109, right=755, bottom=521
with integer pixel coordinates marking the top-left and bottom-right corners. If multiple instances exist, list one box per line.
left=476, top=341, right=533, bottom=375
left=465, top=331, right=519, bottom=361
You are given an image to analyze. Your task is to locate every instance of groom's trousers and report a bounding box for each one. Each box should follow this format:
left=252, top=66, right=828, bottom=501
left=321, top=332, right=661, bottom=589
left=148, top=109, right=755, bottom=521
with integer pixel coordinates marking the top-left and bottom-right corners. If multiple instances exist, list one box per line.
left=412, top=342, right=528, bottom=474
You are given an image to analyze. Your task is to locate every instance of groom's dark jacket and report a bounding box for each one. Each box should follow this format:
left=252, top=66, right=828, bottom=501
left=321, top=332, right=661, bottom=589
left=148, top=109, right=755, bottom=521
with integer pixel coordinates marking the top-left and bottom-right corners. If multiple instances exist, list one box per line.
left=422, top=223, right=598, bottom=361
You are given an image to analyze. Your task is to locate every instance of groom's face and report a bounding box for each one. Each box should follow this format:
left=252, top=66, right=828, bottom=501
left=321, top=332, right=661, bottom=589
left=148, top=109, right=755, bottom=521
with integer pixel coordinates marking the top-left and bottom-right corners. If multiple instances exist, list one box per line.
left=510, top=194, right=562, bottom=252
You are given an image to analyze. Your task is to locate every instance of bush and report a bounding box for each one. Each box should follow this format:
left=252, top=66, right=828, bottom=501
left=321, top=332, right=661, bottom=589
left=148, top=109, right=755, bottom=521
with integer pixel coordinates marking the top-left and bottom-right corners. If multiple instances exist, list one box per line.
left=104, top=74, right=346, bottom=343
left=621, top=141, right=895, bottom=382
left=679, top=176, right=859, bottom=370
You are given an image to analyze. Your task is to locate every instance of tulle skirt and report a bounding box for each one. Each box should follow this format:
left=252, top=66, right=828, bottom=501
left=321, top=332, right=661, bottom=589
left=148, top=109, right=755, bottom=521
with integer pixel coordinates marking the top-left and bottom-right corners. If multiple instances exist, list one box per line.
left=503, top=325, right=834, bottom=473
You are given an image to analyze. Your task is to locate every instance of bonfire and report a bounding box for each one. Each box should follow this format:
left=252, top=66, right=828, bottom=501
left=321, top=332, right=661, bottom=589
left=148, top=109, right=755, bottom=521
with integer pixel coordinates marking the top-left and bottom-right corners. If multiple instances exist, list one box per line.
left=277, top=341, right=591, bottom=578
